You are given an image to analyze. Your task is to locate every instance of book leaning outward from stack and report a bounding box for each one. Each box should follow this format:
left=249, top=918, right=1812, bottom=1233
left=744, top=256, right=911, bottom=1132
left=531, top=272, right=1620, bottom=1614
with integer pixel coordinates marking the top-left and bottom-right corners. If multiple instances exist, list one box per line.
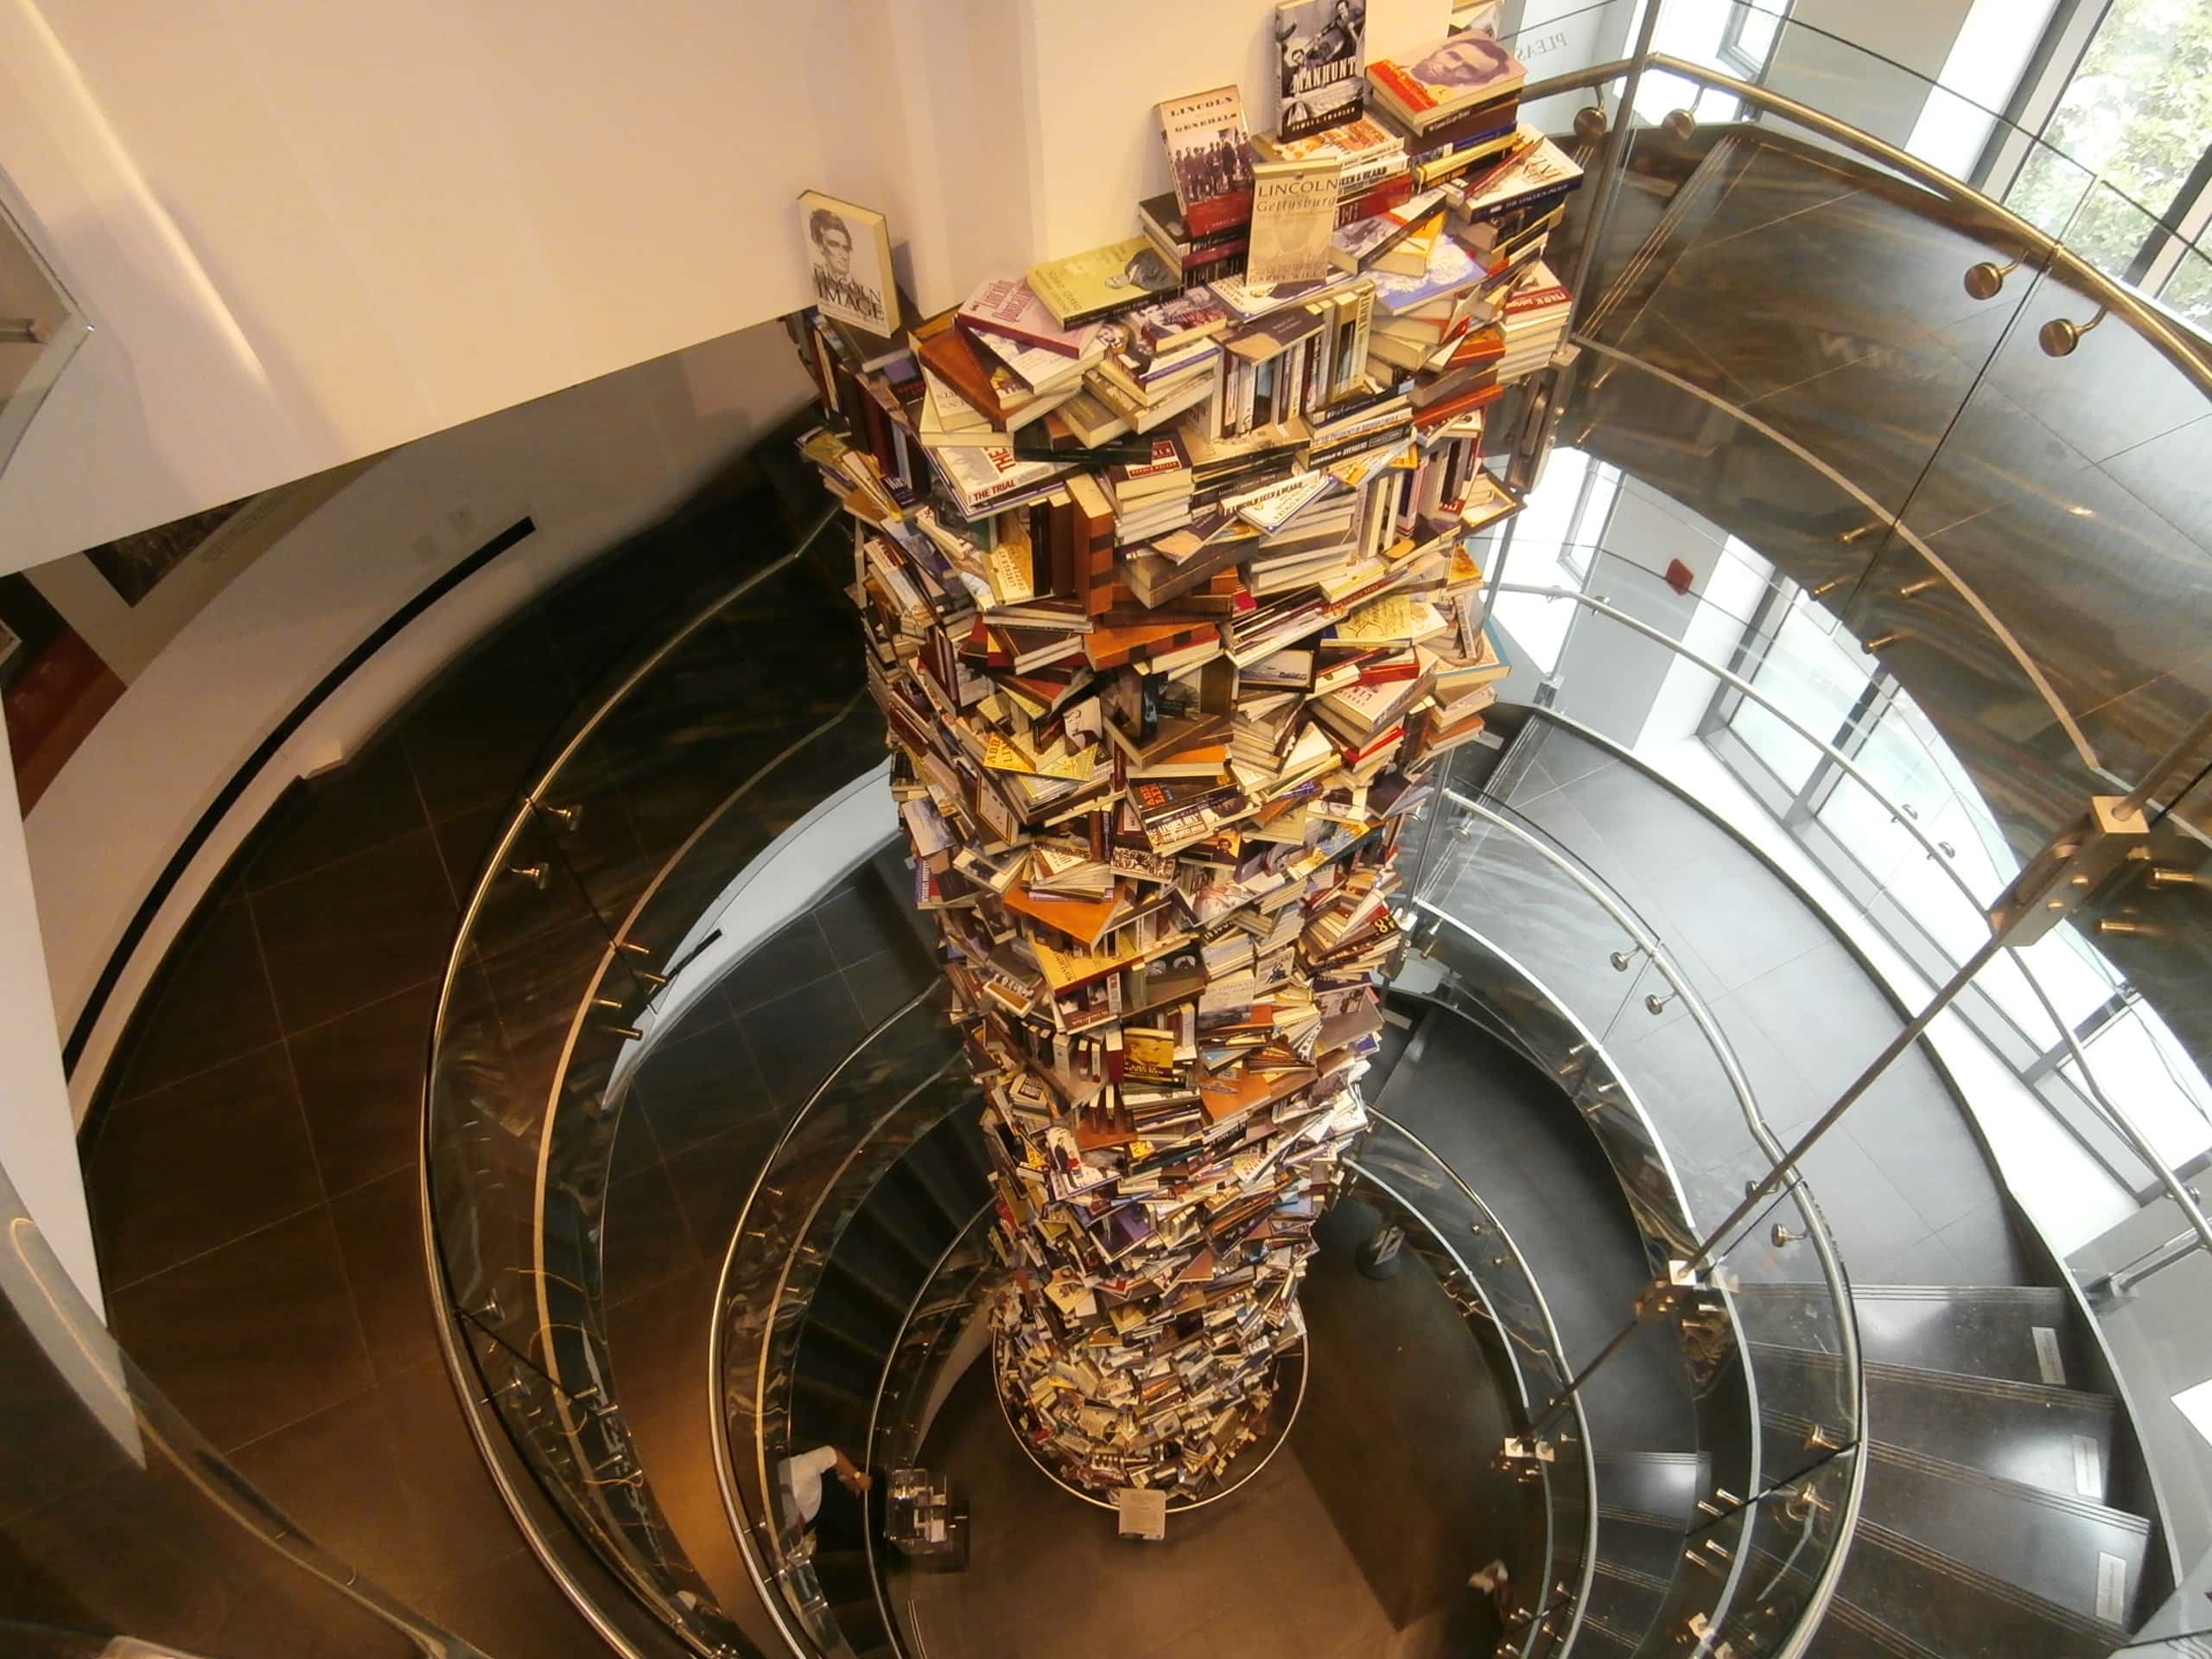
left=1244, top=156, right=1344, bottom=288
left=1273, top=0, right=1368, bottom=142
left=1027, top=238, right=1184, bottom=327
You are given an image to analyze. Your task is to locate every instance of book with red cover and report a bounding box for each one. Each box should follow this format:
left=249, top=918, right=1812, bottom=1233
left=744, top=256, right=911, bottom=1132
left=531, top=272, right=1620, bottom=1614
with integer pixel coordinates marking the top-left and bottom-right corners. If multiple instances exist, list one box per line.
left=957, top=275, right=1102, bottom=359
left=1157, top=86, right=1257, bottom=238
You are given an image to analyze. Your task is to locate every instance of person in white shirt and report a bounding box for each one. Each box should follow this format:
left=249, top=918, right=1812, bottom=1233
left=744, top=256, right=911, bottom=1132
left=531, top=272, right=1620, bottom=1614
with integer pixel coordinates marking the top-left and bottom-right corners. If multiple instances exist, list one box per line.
left=782, top=1444, right=871, bottom=1544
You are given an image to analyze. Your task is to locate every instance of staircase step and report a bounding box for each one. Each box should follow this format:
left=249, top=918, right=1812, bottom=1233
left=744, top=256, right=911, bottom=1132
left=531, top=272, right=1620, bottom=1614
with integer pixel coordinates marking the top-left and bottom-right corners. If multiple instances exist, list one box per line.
left=1751, top=1342, right=2118, bottom=1502
left=1569, top=1610, right=1640, bottom=1656
left=1593, top=1450, right=1707, bottom=1526
left=1849, top=1286, right=2089, bottom=1389
left=1835, top=1516, right=2133, bottom=1659
left=1592, top=1504, right=1689, bottom=1590
left=1586, top=1555, right=1671, bottom=1639
left=1859, top=1440, right=2149, bottom=1628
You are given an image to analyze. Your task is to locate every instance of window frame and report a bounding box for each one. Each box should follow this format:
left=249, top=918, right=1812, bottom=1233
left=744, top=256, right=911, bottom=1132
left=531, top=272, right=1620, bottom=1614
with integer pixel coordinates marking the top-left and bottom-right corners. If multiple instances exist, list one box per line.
left=1715, top=0, right=1789, bottom=79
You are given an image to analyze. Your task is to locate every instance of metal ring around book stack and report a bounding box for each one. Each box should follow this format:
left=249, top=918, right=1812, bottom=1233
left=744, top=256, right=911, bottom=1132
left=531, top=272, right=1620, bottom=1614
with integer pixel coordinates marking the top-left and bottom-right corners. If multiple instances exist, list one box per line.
left=988, top=1337, right=1311, bottom=1514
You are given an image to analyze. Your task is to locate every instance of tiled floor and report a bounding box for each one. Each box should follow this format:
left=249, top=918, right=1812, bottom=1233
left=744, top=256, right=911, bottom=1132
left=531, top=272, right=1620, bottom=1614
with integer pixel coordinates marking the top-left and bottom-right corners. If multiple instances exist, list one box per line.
left=71, top=455, right=826, bottom=1656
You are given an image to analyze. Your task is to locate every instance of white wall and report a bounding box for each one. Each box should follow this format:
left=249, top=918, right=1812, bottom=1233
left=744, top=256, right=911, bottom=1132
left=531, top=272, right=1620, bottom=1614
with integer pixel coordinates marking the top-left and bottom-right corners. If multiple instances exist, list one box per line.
left=1764, top=0, right=1979, bottom=149
left=35, top=320, right=812, bottom=1119
left=0, top=0, right=1447, bottom=571
left=0, top=726, right=100, bottom=1308
left=1549, top=478, right=1729, bottom=744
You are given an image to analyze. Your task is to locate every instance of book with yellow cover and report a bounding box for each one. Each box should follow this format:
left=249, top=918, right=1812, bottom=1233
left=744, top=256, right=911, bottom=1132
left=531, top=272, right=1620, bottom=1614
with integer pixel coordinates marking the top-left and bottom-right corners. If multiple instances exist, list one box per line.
left=1027, top=238, right=1182, bottom=327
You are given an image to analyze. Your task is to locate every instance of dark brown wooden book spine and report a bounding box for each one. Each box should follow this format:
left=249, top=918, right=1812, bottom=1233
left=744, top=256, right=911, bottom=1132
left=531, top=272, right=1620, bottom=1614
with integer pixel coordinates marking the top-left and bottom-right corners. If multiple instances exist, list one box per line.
left=1048, top=491, right=1077, bottom=601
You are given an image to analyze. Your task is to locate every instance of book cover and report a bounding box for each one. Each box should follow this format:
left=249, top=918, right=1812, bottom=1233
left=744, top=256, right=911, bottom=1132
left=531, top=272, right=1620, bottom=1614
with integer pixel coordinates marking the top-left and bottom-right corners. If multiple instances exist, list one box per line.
left=1367, top=33, right=1526, bottom=123
left=1328, top=186, right=1449, bottom=271
left=1274, top=0, right=1367, bottom=141
left=1246, top=156, right=1343, bottom=289
left=800, top=191, right=898, bottom=335
left=1451, top=130, right=1584, bottom=221
left=1156, top=85, right=1256, bottom=238
left=1027, top=238, right=1182, bottom=327
left=958, top=274, right=1102, bottom=359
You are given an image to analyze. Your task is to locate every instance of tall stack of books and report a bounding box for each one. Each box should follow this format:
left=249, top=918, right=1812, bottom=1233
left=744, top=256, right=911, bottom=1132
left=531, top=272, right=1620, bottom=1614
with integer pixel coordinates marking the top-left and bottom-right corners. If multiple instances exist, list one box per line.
left=785, top=21, right=1573, bottom=1506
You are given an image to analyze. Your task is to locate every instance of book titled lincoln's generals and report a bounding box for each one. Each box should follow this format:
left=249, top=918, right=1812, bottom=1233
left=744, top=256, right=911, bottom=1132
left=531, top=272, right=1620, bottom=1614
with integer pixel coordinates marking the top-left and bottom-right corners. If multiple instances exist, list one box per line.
left=1274, top=0, right=1368, bottom=141
left=1244, top=156, right=1344, bottom=288
left=1156, top=85, right=1256, bottom=238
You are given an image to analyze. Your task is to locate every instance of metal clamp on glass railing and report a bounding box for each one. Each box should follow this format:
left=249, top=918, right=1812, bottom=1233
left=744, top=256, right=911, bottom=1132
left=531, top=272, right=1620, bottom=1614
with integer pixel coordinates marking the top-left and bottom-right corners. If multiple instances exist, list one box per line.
left=1352, top=1114, right=1599, bottom=1659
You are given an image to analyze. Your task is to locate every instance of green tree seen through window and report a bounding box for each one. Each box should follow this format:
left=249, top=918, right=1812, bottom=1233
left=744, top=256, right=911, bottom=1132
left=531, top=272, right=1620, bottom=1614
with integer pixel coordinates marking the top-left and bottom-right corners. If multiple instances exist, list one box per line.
left=2006, top=0, right=2212, bottom=284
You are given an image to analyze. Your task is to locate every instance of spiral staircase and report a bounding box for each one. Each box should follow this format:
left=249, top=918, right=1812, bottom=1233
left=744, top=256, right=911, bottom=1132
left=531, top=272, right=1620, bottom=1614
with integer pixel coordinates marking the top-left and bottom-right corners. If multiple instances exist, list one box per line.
left=11, top=11, right=2212, bottom=1659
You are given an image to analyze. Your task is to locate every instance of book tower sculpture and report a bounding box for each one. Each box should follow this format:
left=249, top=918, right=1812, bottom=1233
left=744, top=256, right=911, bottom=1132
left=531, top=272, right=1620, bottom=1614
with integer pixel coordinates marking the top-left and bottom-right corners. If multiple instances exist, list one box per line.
left=789, top=20, right=1575, bottom=1504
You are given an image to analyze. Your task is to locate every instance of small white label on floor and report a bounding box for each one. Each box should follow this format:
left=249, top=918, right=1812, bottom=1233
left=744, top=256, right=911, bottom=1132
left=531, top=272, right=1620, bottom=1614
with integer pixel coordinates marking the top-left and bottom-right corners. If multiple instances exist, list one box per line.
left=2032, top=1325, right=2065, bottom=1385
left=2095, top=1552, right=2126, bottom=1622
left=2072, top=1435, right=2101, bottom=1498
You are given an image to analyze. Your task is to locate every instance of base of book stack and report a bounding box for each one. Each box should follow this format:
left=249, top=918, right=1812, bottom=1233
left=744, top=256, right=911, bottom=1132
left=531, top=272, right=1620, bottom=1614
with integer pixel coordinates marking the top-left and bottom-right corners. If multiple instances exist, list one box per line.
left=993, top=1335, right=1311, bottom=1510
left=789, top=18, right=1566, bottom=1519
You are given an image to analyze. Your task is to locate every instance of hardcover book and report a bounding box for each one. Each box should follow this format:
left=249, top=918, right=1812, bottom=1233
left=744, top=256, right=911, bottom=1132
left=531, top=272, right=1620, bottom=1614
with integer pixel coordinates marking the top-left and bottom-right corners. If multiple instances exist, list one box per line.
left=959, top=274, right=1101, bottom=358
left=1246, top=156, right=1344, bottom=288
left=1257, top=115, right=1408, bottom=199
left=799, top=190, right=899, bottom=334
left=1027, top=238, right=1182, bottom=327
left=1157, top=85, right=1257, bottom=238
left=1367, top=33, right=1526, bottom=127
left=1274, top=0, right=1368, bottom=141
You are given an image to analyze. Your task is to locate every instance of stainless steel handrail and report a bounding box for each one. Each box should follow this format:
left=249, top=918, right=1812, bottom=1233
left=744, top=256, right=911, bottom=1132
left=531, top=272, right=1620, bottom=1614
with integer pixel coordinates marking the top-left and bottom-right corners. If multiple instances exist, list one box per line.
left=1407, top=906, right=1765, bottom=1643
left=1525, top=50, right=2212, bottom=403
left=860, top=1198, right=997, bottom=1659
left=1441, top=790, right=1864, bottom=1307
left=1363, top=1108, right=1600, bottom=1659
left=706, top=985, right=948, bottom=1659
left=420, top=508, right=841, bottom=1659
left=1485, top=577, right=2212, bottom=1271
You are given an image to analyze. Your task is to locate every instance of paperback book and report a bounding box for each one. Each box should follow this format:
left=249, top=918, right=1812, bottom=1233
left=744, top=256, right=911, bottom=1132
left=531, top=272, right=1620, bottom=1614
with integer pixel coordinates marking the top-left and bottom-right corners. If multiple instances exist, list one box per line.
left=1245, top=156, right=1344, bottom=288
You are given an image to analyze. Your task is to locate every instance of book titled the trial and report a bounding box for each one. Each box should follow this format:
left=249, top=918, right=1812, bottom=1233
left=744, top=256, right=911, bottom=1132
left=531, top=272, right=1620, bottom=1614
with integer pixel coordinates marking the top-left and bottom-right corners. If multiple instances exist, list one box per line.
left=1156, top=85, right=1256, bottom=238
left=1244, top=157, right=1344, bottom=289
left=1274, top=0, right=1368, bottom=142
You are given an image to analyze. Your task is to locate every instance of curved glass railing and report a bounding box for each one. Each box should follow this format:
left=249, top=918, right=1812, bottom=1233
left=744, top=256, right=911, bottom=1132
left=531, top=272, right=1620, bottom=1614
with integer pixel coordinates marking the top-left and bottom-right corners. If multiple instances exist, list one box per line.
left=421, top=504, right=884, bottom=1656
left=400, top=11, right=2212, bottom=1656
left=1353, top=1111, right=1599, bottom=1659
left=703, top=979, right=1600, bottom=1659
left=1405, top=786, right=1860, bottom=1658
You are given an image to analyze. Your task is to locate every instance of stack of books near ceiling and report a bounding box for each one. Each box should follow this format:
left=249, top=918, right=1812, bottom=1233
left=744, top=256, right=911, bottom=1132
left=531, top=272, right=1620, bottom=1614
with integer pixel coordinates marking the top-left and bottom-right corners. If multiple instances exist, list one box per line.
left=785, top=11, right=1573, bottom=1508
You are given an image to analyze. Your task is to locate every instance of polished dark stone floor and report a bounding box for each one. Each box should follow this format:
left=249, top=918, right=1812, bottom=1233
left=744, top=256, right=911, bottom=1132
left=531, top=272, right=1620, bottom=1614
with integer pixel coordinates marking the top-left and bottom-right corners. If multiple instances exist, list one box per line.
left=73, top=442, right=824, bottom=1656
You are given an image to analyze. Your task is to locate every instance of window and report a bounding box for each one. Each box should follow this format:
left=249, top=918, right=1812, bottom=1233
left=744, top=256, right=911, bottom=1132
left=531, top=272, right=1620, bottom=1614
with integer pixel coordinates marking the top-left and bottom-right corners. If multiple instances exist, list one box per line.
left=1486, top=448, right=1623, bottom=676
left=1717, top=0, right=1786, bottom=77
left=2004, top=0, right=2212, bottom=300
left=1729, top=588, right=1877, bottom=792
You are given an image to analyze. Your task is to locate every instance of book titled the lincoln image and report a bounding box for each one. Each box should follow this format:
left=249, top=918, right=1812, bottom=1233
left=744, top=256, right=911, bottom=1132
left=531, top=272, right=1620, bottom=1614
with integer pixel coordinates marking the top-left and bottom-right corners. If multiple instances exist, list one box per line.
left=799, top=190, right=897, bottom=335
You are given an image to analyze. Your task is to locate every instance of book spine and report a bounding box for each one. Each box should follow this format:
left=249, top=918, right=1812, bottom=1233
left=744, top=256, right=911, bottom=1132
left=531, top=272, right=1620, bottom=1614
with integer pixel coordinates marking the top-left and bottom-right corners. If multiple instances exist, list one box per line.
left=1344, top=283, right=1374, bottom=390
